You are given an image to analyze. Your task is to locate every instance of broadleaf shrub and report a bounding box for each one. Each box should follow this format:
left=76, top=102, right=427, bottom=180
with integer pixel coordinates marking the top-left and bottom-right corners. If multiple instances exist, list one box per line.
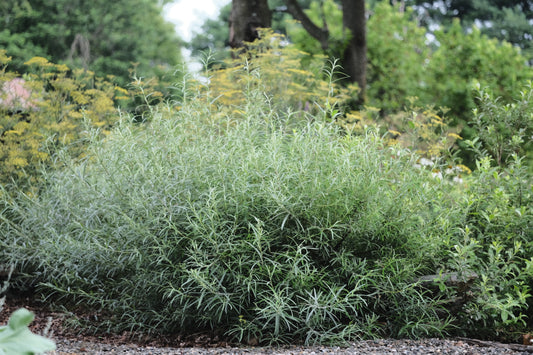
left=468, top=82, right=533, bottom=169
left=0, top=268, right=56, bottom=355
left=426, top=20, right=532, bottom=123
left=442, top=155, right=533, bottom=338
left=0, top=308, right=56, bottom=355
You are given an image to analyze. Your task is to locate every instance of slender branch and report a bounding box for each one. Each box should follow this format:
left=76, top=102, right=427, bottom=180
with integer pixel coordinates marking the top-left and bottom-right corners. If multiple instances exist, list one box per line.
left=283, top=0, right=329, bottom=50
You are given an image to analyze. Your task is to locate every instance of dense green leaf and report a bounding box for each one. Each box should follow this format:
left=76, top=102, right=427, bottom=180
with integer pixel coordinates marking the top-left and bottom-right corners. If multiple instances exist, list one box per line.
left=0, top=309, right=56, bottom=355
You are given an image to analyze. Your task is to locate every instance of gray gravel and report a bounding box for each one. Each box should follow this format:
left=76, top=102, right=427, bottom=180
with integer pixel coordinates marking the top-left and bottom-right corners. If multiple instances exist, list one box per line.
left=51, top=338, right=533, bottom=354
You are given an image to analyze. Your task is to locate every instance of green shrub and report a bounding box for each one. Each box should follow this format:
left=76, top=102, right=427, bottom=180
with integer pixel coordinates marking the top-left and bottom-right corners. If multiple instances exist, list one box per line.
left=365, top=3, right=429, bottom=114
left=440, top=155, right=533, bottom=338
left=467, top=82, right=533, bottom=169
left=430, top=81, right=532, bottom=337
left=0, top=66, right=463, bottom=343
left=426, top=20, right=532, bottom=124
left=1, top=37, right=531, bottom=344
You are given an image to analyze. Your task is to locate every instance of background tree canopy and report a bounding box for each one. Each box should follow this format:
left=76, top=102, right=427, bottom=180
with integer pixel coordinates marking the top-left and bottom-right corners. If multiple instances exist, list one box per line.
left=0, top=0, right=183, bottom=85
left=405, top=0, right=533, bottom=61
left=191, top=0, right=533, bottom=62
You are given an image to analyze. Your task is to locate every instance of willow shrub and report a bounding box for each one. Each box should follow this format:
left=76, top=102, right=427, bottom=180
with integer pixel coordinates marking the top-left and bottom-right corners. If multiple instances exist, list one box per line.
left=0, top=62, right=469, bottom=344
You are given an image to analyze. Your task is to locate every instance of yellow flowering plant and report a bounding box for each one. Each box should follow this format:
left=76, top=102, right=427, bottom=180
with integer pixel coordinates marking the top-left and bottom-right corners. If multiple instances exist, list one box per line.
left=202, top=29, right=358, bottom=124
left=0, top=50, right=127, bottom=188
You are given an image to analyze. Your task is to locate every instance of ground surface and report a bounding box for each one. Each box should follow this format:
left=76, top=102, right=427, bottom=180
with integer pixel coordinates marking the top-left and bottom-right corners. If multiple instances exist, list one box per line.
left=2, top=294, right=533, bottom=354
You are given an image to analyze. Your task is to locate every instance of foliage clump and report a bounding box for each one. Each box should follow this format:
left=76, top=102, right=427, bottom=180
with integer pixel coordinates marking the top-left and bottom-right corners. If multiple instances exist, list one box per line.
left=446, top=155, right=532, bottom=337
left=426, top=19, right=532, bottom=123
left=0, top=0, right=183, bottom=86
left=205, top=28, right=358, bottom=121
left=0, top=28, right=531, bottom=346
left=0, top=51, right=125, bottom=187
left=365, top=3, right=430, bottom=114
left=467, top=82, right=533, bottom=169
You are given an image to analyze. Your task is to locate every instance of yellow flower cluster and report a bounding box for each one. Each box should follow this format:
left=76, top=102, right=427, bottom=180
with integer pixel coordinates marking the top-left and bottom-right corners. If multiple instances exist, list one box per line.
left=202, top=29, right=358, bottom=122
left=0, top=50, right=127, bottom=187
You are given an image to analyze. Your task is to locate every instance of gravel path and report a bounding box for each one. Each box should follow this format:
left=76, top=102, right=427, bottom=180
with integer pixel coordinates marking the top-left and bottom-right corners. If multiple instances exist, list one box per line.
left=51, top=338, right=533, bottom=354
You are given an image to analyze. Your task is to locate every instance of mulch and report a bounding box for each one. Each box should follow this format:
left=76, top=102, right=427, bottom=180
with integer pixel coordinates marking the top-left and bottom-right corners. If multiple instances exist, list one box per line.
left=0, top=292, right=233, bottom=349
left=2, top=292, right=533, bottom=354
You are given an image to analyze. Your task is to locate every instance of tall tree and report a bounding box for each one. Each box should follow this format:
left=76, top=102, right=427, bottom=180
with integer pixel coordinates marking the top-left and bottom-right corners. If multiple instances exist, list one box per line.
left=227, top=0, right=366, bottom=100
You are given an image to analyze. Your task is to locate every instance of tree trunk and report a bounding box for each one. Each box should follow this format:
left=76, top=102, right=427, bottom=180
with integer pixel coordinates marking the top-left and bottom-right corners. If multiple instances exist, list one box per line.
left=341, top=0, right=367, bottom=101
left=228, top=0, right=366, bottom=101
left=284, top=0, right=366, bottom=102
left=229, top=0, right=272, bottom=49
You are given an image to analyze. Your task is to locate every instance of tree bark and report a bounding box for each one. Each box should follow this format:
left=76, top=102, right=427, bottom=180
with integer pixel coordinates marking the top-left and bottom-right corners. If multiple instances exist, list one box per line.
left=341, top=0, right=367, bottom=101
left=229, top=0, right=272, bottom=49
